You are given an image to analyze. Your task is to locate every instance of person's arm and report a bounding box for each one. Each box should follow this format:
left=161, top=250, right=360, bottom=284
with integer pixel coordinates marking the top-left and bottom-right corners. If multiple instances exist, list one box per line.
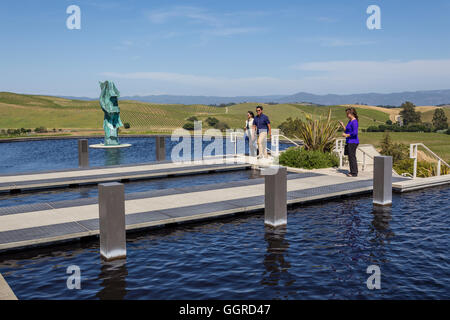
left=266, top=116, right=271, bottom=136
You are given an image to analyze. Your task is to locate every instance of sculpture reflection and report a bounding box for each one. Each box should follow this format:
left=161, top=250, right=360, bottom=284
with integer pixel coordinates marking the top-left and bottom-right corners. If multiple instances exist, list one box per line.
left=105, top=149, right=122, bottom=166
left=261, top=226, right=295, bottom=291
left=370, top=205, right=395, bottom=246
left=96, top=258, right=128, bottom=300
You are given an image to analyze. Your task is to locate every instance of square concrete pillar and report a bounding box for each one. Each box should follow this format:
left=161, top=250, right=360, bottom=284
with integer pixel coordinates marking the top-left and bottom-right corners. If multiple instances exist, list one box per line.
left=78, top=139, right=89, bottom=168
left=263, top=166, right=287, bottom=227
left=156, top=136, right=166, bottom=161
left=373, top=156, right=392, bottom=206
left=99, top=182, right=126, bottom=260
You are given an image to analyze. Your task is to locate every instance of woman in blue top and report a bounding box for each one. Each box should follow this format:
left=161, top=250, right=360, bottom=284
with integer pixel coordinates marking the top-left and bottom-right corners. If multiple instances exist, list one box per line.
left=339, top=108, right=359, bottom=177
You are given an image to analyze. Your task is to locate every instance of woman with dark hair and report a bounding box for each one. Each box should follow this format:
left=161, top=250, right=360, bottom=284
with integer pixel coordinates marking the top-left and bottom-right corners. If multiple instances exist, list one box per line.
left=339, top=107, right=359, bottom=177
left=244, top=111, right=257, bottom=156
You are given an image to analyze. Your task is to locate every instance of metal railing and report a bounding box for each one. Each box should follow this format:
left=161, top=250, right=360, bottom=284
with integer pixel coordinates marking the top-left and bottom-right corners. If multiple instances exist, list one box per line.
left=409, top=143, right=450, bottom=178
left=334, top=138, right=395, bottom=174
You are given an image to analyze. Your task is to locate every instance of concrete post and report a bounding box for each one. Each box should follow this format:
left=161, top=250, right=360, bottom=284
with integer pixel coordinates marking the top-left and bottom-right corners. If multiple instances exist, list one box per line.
left=373, top=156, right=392, bottom=206
left=263, top=166, right=287, bottom=227
left=78, top=139, right=89, bottom=168
left=156, top=136, right=166, bottom=161
left=99, top=182, right=126, bottom=260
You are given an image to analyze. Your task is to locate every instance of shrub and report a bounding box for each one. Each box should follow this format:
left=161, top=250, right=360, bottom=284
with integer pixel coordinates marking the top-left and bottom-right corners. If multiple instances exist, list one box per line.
left=35, top=126, right=47, bottom=133
left=182, top=122, right=195, bottom=131
left=379, top=132, right=408, bottom=163
left=278, top=117, right=302, bottom=137
left=394, top=159, right=449, bottom=177
left=124, top=122, right=131, bottom=129
left=186, top=116, right=198, bottom=122
left=279, top=147, right=339, bottom=169
left=366, top=125, right=380, bottom=132
left=446, top=129, right=450, bottom=135
left=205, top=117, right=219, bottom=127
left=215, top=121, right=230, bottom=131
left=285, top=109, right=339, bottom=152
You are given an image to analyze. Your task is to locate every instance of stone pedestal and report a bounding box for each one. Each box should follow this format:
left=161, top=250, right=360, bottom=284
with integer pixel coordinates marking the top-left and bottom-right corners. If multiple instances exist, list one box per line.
left=99, top=182, right=126, bottom=260
left=156, top=136, right=166, bottom=161
left=262, top=166, right=287, bottom=227
left=78, top=139, right=89, bottom=168
left=373, top=156, right=392, bottom=206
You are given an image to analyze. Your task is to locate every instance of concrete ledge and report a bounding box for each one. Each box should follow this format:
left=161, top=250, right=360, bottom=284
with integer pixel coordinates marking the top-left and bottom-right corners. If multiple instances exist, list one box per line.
left=0, top=274, right=17, bottom=300
left=392, top=174, right=450, bottom=192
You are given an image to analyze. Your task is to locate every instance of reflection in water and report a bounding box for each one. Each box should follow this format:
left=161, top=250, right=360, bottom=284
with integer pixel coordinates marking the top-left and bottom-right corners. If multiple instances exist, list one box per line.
left=261, top=226, right=295, bottom=291
left=249, top=168, right=262, bottom=179
left=370, top=205, right=394, bottom=246
left=105, top=149, right=122, bottom=166
left=96, top=258, right=128, bottom=300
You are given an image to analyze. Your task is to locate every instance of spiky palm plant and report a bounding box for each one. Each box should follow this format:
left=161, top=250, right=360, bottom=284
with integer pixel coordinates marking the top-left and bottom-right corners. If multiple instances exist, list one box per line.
left=298, top=109, right=340, bottom=152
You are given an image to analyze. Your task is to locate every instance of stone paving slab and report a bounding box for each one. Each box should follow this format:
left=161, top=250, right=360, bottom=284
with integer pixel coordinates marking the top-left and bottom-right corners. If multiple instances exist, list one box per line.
left=0, top=172, right=320, bottom=216
left=0, top=161, right=252, bottom=192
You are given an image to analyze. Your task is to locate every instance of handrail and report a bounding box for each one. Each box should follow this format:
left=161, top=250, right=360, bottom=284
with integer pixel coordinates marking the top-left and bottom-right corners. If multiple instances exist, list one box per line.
left=410, top=143, right=450, bottom=167
left=278, top=133, right=302, bottom=147
left=410, top=143, right=450, bottom=178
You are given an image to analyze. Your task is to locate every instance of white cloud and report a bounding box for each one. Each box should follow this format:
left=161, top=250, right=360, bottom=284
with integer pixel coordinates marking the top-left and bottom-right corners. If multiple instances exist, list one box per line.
left=291, top=59, right=450, bottom=93
left=298, top=37, right=376, bottom=47
left=146, top=6, right=265, bottom=40
left=100, top=72, right=300, bottom=96
left=205, top=27, right=263, bottom=37
left=101, top=59, right=450, bottom=96
left=147, top=6, right=220, bottom=26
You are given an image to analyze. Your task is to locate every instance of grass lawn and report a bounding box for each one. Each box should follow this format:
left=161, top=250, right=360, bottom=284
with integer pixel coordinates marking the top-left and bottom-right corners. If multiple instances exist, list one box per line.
left=359, top=132, right=450, bottom=163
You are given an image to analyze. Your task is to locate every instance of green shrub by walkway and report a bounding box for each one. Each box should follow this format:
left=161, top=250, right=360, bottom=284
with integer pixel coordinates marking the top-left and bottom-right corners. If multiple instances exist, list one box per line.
left=279, top=147, right=339, bottom=169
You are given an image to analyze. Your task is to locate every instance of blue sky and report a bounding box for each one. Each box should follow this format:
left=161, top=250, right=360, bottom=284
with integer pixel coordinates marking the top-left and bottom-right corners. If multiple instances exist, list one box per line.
left=1, top=0, right=450, bottom=97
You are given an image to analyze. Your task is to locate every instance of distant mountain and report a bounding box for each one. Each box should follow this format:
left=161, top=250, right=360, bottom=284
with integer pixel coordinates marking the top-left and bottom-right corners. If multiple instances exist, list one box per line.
left=58, top=89, right=450, bottom=106
left=120, top=94, right=285, bottom=105
left=276, top=89, right=450, bottom=106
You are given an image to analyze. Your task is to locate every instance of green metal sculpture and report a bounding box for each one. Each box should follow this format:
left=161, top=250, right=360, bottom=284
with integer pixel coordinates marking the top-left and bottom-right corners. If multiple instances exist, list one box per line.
left=99, top=81, right=123, bottom=146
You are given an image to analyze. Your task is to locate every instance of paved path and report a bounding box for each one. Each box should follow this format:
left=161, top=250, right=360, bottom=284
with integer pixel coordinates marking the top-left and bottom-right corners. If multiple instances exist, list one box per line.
left=0, top=159, right=251, bottom=193
left=0, top=171, right=407, bottom=252
left=0, top=273, right=17, bottom=300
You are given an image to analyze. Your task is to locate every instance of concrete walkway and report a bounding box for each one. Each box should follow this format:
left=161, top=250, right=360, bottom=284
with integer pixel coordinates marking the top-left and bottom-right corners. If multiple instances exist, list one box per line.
left=0, top=158, right=251, bottom=193
left=0, top=170, right=407, bottom=252
left=0, top=274, right=17, bottom=300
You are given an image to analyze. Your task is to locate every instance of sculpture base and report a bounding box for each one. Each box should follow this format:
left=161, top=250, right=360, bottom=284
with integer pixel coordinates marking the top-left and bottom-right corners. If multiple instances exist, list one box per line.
left=89, top=144, right=132, bottom=149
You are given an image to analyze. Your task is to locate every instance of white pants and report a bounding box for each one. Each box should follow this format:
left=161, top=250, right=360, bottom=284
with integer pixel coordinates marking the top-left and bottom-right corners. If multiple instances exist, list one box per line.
left=248, top=133, right=257, bottom=157
left=257, top=131, right=268, bottom=157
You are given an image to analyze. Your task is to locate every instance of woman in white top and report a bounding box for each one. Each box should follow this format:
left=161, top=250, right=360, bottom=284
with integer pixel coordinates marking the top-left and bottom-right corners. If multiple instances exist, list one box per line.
left=244, top=111, right=257, bottom=156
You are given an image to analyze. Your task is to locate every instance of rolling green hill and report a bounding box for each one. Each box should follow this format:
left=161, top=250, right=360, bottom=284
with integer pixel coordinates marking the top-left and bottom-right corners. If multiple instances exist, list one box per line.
left=0, top=92, right=390, bottom=132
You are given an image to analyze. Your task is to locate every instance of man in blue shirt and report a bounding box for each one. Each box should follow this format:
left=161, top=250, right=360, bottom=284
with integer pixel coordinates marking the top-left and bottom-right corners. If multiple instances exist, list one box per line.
left=253, top=106, right=271, bottom=158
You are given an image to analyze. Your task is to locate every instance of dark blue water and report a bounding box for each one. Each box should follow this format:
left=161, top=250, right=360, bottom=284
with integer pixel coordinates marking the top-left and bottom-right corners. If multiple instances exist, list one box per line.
left=0, top=137, right=292, bottom=174
left=0, top=170, right=263, bottom=208
left=1, top=186, right=448, bottom=299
